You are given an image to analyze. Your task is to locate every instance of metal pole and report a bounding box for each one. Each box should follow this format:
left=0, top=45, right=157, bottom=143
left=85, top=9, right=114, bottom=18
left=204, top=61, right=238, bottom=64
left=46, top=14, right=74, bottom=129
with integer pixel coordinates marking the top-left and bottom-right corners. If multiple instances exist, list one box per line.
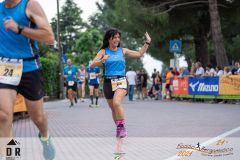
left=174, top=52, right=176, bottom=68
left=57, top=0, right=64, bottom=99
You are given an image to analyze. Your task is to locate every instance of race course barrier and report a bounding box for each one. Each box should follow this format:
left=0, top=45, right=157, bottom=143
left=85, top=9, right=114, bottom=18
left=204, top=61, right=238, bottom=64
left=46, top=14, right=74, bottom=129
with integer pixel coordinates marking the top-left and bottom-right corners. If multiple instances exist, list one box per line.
left=172, top=76, right=240, bottom=99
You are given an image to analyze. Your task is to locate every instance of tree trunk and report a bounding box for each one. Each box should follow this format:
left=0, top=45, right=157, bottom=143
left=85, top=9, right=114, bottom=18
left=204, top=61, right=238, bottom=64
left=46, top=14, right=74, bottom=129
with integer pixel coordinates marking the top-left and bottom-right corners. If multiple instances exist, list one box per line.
left=194, top=27, right=209, bottom=67
left=208, top=0, right=229, bottom=66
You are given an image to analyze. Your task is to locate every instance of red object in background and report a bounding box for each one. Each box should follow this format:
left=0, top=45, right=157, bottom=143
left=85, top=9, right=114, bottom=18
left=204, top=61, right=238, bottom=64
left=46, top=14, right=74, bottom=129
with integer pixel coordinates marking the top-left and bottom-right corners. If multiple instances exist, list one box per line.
left=172, top=77, right=188, bottom=96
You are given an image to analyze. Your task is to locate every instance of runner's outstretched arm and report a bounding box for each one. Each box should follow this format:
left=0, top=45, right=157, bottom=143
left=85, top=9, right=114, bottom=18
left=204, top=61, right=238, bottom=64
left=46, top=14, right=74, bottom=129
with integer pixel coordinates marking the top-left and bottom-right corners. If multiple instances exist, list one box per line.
left=90, top=49, right=109, bottom=68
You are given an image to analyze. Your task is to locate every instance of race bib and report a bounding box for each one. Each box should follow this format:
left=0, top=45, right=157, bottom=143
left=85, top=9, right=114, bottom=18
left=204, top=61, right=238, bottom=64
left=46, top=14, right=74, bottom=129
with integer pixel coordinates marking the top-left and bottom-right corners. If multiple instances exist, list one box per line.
left=68, top=81, right=74, bottom=86
left=68, top=70, right=72, bottom=75
left=79, top=76, right=85, bottom=82
left=0, top=58, right=23, bottom=86
left=111, top=77, right=127, bottom=91
left=89, top=73, right=96, bottom=80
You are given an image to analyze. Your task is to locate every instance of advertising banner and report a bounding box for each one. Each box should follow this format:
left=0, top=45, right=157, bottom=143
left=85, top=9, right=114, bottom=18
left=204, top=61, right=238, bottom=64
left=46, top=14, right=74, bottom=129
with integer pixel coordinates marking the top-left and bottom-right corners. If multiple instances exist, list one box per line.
left=172, top=77, right=188, bottom=96
left=219, top=75, right=240, bottom=95
left=188, top=77, right=219, bottom=96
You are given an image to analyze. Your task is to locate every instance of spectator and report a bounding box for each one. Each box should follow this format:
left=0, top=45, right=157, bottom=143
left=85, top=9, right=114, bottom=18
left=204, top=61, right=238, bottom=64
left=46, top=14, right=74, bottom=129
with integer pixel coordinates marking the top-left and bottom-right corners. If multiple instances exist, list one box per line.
left=216, top=66, right=224, bottom=76
left=136, top=70, right=142, bottom=99
left=153, top=71, right=162, bottom=100
left=190, top=62, right=196, bottom=76
left=151, top=68, right=157, bottom=85
left=237, top=63, right=240, bottom=74
left=173, top=67, right=180, bottom=76
left=166, top=68, right=174, bottom=99
left=126, top=67, right=137, bottom=101
left=179, top=67, right=189, bottom=77
left=205, top=64, right=216, bottom=77
left=195, top=62, right=205, bottom=77
left=141, top=69, right=148, bottom=99
left=224, top=66, right=232, bottom=75
left=231, top=62, right=239, bottom=75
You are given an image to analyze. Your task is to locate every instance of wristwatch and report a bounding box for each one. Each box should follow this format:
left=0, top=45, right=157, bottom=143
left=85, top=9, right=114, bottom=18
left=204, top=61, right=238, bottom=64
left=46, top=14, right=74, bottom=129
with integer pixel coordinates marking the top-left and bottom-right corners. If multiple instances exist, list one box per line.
left=17, top=25, right=24, bottom=34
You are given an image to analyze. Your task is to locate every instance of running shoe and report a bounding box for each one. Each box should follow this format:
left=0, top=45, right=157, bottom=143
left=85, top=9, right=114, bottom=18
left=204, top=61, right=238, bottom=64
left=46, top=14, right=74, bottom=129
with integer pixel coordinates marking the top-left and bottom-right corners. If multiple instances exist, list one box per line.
left=74, top=97, right=77, bottom=103
left=114, top=152, right=125, bottom=160
left=38, top=133, right=56, bottom=160
left=95, top=104, right=100, bottom=108
left=69, top=102, right=74, bottom=108
left=116, top=126, right=127, bottom=138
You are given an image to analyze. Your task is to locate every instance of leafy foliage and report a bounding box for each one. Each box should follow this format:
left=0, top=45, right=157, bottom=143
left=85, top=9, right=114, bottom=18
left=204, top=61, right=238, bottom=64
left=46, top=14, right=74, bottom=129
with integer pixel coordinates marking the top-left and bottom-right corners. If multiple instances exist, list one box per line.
left=74, top=28, right=103, bottom=65
left=51, top=0, right=87, bottom=53
left=41, top=54, right=59, bottom=97
left=100, top=0, right=240, bottom=66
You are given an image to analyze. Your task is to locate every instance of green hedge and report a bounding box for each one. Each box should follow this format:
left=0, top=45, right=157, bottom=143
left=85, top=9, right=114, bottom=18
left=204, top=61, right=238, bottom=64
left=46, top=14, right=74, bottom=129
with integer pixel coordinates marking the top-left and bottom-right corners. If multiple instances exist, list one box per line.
left=40, top=57, right=59, bottom=98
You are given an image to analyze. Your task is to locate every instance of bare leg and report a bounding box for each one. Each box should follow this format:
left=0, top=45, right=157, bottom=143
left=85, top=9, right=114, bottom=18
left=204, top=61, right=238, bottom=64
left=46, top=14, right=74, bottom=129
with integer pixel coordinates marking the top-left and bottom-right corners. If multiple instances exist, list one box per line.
left=78, top=85, right=82, bottom=98
left=106, top=99, right=116, bottom=122
left=89, top=85, right=94, bottom=105
left=94, top=88, right=99, bottom=105
left=67, top=89, right=73, bottom=102
left=0, top=89, right=17, bottom=137
left=112, top=89, right=127, bottom=120
left=25, top=98, right=48, bottom=137
left=82, top=83, right=85, bottom=99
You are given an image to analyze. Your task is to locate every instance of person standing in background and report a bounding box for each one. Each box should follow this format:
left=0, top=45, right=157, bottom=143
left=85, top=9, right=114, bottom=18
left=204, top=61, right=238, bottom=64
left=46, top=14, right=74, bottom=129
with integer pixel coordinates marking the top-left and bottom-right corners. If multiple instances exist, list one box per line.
left=126, top=67, right=136, bottom=101
left=195, top=62, right=205, bottom=77
left=141, top=69, right=148, bottom=99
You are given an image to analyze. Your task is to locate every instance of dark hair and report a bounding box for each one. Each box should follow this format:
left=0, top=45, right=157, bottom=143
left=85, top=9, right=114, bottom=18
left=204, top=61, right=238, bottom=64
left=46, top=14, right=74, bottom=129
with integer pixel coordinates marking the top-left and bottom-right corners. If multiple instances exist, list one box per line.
left=216, top=65, right=222, bottom=70
left=101, top=29, right=121, bottom=49
left=207, top=64, right=212, bottom=68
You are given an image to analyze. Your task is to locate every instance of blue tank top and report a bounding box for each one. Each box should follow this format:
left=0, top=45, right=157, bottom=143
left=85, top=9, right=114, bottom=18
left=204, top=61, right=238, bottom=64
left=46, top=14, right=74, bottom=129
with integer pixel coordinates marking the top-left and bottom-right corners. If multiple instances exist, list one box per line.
left=64, top=65, right=79, bottom=82
left=104, top=48, right=125, bottom=76
left=87, top=66, right=100, bottom=84
left=0, top=0, right=40, bottom=72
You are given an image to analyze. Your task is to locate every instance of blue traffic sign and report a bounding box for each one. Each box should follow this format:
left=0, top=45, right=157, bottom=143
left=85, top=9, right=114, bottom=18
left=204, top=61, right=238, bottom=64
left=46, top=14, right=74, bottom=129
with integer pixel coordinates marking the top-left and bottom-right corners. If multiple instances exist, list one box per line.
left=169, top=40, right=182, bottom=53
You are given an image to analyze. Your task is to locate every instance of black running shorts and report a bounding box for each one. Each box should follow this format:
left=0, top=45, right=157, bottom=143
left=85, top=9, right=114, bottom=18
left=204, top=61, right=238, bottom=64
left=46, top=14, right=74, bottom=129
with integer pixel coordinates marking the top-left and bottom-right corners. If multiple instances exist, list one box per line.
left=66, top=81, right=78, bottom=92
left=0, top=69, right=44, bottom=101
left=89, top=83, right=99, bottom=89
left=103, top=77, right=127, bottom=99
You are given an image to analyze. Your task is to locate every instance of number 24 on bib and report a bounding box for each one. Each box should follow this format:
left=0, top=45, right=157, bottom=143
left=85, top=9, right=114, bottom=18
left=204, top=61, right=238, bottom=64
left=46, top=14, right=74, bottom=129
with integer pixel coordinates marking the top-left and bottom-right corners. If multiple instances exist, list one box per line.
left=0, top=59, right=23, bottom=86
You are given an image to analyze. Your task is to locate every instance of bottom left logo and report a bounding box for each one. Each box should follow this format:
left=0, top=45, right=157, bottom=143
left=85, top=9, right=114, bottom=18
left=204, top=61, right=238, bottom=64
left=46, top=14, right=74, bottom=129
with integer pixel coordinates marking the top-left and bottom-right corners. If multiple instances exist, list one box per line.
left=1, top=139, right=22, bottom=160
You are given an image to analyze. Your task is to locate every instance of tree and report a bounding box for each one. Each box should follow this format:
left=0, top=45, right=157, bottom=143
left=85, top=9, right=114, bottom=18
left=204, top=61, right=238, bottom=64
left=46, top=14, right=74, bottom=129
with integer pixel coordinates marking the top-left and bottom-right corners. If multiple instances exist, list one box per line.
left=89, top=2, right=110, bottom=32
left=51, top=0, right=86, bottom=53
left=74, top=29, right=102, bottom=65
left=101, top=0, right=239, bottom=67
left=101, top=0, right=207, bottom=65
left=209, top=0, right=229, bottom=66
